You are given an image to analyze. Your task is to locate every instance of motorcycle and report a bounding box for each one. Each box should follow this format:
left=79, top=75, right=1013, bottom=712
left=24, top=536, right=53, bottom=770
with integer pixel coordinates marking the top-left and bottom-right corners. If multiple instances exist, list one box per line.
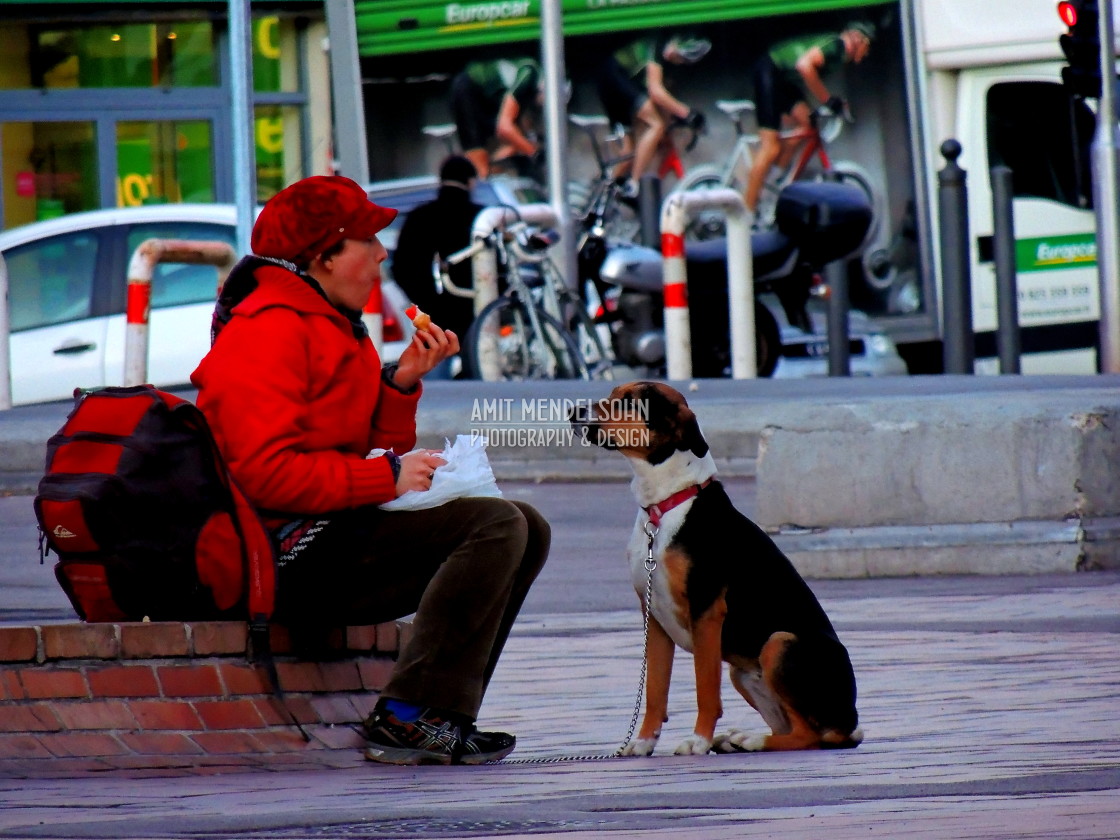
left=579, top=180, right=874, bottom=378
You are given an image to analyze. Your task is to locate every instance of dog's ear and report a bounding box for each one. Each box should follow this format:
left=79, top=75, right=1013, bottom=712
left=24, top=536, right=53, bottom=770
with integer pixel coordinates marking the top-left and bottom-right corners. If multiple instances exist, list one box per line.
left=640, top=384, right=676, bottom=434
left=679, top=411, right=710, bottom=459
left=640, top=384, right=710, bottom=463
left=637, top=385, right=679, bottom=465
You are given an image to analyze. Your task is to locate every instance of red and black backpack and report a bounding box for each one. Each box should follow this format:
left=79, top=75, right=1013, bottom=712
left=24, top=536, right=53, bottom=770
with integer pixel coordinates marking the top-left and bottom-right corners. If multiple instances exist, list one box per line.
left=34, top=384, right=276, bottom=627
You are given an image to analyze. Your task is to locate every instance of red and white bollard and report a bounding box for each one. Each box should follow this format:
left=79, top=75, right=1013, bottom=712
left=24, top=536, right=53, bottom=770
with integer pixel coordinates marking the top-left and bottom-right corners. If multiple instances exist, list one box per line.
left=362, top=282, right=384, bottom=358
left=0, top=254, right=11, bottom=410
left=659, top=189, right=756, bottom=380
left=125, top=239, right=236, bottom=386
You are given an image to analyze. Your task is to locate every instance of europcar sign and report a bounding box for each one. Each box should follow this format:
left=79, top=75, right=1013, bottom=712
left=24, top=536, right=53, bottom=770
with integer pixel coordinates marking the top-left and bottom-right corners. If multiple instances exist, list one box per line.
left=355, top=0, right=876, bottom=55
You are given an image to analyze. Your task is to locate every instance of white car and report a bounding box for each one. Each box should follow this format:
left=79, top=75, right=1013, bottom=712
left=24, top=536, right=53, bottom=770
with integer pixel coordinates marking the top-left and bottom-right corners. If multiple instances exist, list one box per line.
left=0, top=203, right=414, bottom=406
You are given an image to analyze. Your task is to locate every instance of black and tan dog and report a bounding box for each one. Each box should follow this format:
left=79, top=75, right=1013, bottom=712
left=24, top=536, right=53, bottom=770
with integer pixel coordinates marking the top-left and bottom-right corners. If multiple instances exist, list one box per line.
left=571, top=381, right=862, bottom=755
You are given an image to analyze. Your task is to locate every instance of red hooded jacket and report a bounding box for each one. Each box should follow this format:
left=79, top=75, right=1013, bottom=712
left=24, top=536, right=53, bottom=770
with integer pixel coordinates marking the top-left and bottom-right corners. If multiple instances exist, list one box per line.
left=191, top=263, right=420, bottom=520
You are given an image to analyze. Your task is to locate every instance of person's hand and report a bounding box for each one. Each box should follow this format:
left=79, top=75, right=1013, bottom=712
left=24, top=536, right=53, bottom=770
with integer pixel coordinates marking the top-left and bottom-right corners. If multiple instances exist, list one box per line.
left=393, top=321, right=461, bottom=389
left=683, top=109, right=706, bottom=132
left=396, top=449, right=447, bottom=495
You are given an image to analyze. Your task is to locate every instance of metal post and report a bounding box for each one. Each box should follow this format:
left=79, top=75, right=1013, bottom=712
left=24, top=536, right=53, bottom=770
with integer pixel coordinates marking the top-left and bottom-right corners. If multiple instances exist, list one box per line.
left=362, top=283, right=384, bottom=359
left=938, top=139, right=973, bottom=374
left=228, top=0, right=257, bottom=257
left=638, top=174, right=662, bottom=249
left=990, top=165, right=1021, bottom=374
left=822, top=171, right=850, bottom=377
left=1093, top=0, right=1120, bottom=372
left=540, top=0, right=577, bottom=291
left=324, top=0, right=371, bottom=184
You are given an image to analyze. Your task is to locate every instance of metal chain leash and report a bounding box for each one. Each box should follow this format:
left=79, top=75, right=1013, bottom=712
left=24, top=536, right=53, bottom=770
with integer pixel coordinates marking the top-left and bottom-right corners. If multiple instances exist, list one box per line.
left=498, top=522, right=658, bottom=765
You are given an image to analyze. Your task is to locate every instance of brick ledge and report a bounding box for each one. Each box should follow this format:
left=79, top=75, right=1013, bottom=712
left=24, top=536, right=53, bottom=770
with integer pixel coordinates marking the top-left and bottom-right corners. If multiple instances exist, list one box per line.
left=0, top=619, right=408, bottom=777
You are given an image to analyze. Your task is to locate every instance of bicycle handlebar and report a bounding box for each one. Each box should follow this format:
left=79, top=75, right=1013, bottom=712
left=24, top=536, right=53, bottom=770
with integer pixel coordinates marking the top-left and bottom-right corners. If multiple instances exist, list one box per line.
left=437, top=220, right=560, bottom=295
left=434, top=242, right=483, bottom=299
left=437, top=268, right=475, bottom=299
left=444, top=237, right=490, bottom=267
left=506, top=222, right=559, bottom=265
left=812, top=103, right=853, bottom=144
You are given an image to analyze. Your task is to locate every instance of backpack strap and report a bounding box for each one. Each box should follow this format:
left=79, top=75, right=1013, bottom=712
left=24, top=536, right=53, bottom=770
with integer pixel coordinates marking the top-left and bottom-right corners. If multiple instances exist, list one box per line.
left=158, top=390, right=309, bottom=742
left=158, top=391, right=277, bottom=619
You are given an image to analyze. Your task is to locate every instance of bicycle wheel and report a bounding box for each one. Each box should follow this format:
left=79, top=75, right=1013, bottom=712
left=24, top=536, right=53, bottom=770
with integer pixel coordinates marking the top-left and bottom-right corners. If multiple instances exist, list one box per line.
left=676, top=165, right=726, bottom=240
left=465, top=296, right=588, bottom=382
left=566, top=296, right=617, bottom=380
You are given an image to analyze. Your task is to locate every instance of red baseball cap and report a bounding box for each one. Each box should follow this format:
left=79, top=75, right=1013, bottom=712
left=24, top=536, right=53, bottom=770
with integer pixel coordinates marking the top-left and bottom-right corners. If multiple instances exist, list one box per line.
left=251, top=175, right=398, bottom=265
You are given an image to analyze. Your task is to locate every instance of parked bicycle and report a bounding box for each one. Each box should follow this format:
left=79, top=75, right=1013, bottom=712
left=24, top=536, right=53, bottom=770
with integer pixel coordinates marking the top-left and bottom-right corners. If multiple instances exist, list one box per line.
left=675, top=99, right=881, bottom=246
left=566, top=114, right=640, bottom=245
left=438, top=216, right=615, bottom=382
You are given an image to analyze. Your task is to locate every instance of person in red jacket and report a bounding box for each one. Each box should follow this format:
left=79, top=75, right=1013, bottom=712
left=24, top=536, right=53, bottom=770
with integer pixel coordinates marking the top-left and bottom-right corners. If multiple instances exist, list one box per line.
left=191, top=175, right=550, bottom=766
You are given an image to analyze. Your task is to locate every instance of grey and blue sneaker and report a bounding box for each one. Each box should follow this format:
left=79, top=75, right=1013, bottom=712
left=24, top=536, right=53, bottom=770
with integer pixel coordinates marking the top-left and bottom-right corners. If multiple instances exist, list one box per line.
left=362, top=705, right=515, bottom=766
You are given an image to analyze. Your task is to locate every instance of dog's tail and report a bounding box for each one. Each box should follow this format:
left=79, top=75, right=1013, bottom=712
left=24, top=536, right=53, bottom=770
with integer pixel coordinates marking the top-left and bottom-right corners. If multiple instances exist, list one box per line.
left=820, top=726, right=864, bottom=749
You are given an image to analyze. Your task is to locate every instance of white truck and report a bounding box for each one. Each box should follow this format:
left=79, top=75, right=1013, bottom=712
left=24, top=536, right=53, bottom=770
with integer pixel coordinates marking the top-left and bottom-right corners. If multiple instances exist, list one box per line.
left=351, top=0, right=1110, bottom=374
left=877, top=0, right=1107, bottom=373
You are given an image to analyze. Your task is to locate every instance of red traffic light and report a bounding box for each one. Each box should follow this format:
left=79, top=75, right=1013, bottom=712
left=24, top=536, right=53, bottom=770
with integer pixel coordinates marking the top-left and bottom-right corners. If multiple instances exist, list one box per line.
left=1058, top=0, right=1078, bottom=27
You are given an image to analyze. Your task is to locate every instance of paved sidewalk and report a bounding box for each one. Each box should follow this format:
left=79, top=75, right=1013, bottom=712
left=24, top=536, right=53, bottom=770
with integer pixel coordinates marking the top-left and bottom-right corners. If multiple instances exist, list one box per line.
left=2, top=572, right=1118, bottom=839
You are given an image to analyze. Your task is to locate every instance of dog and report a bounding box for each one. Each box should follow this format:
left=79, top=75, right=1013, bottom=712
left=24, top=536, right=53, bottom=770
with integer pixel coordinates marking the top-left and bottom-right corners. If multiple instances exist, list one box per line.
left=571, top=381, right=862, bottom=756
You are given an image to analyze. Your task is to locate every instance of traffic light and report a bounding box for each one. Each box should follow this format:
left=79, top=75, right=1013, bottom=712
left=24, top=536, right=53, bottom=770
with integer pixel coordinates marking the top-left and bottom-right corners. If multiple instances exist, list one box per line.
left=1058, top=0, right=1102, bottom=98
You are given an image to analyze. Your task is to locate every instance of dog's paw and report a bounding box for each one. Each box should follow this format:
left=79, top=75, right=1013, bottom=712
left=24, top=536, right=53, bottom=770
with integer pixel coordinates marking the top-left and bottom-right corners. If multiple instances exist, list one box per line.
left=673, top=734, right=713, bottom=755
left=712, top=728, right=768, bottom=752
left=619, top=736, right=658, bottom=757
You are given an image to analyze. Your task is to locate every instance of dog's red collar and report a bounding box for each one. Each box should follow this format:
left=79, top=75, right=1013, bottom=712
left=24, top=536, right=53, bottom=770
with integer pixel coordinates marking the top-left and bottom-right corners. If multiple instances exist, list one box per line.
left=644, top=479, right=712, bottom=527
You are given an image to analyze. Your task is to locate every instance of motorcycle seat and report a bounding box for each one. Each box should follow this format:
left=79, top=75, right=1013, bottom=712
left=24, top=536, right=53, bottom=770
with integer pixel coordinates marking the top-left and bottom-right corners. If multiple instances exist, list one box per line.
left=683, top=233, right=799, bottom=282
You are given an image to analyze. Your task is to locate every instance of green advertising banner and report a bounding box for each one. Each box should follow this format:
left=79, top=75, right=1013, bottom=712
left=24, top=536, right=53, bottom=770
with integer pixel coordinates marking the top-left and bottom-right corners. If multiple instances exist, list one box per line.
left=355, top=0, right=876, bottom=56
left=1016, top=233, right=1098, bottom=272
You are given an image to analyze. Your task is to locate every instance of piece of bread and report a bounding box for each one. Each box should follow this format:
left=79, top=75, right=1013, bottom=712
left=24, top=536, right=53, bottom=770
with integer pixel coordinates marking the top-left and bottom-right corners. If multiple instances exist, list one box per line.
left=405, top=304, right=431, bottom=330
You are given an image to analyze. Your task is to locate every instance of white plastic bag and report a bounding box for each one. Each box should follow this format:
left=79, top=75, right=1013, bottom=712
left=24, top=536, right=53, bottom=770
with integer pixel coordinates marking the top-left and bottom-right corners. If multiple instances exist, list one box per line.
left=375, top=434, right=502, bottom=512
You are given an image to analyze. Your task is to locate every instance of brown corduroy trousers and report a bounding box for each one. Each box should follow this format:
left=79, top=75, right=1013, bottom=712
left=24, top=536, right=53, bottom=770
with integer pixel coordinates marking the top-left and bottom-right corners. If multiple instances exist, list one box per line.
left=275, top=497, right=550, bottom=719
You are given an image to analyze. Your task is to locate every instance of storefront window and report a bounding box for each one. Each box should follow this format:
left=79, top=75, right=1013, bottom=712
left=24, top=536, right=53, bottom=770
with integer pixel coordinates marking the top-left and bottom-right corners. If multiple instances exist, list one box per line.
left=30, top=22, right=216, bottom=89
left=1, top=122, right=98, bottom=228
left=1, top=10, right=323, bottom=220
left=254, top=16, right=300, bottom=94
left=116, top=121, right=214, bottom=206
left=255, top=105, right=303, bottom=200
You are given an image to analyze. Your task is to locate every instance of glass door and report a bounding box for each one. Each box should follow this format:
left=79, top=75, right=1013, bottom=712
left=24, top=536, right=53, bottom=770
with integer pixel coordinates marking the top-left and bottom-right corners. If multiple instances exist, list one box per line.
left=116, top=119, right=215, bottom=206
